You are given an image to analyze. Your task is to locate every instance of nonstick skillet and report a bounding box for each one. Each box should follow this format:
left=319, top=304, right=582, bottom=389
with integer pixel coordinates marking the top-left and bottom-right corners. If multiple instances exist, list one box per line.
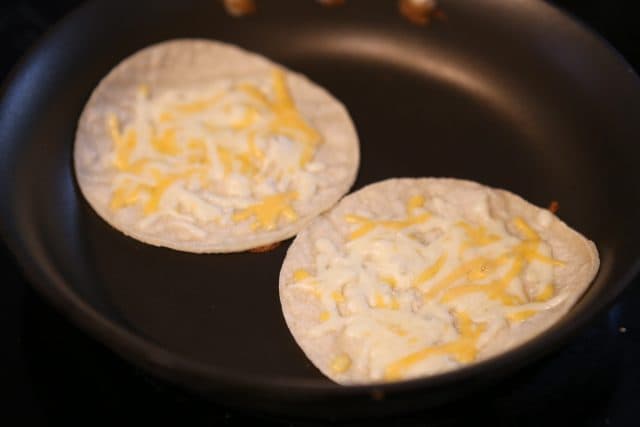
left=1, top=0, right=640, bottom=419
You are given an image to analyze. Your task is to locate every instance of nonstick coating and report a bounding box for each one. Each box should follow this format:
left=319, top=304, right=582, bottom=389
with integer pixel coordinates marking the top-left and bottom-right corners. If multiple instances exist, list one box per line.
left=1, top=0, right=640, bottom=419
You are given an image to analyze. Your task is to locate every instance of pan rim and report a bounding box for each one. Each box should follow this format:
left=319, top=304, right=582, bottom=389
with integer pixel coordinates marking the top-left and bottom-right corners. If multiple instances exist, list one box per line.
left=1, top=0, right=640, bottom=404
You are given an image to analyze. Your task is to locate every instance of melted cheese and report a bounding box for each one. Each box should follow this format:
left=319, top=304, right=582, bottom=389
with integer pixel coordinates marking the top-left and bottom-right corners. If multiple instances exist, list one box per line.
left=331, top=354, right=352, bottom=374
left=232, top=191, right=298, bottom=230
left=108, top=115, right=138, bottom=171
left=345, top=211, right=431, bottom=240
left=506, top=309, right=537, bottom=323
left=536, top=283, right=555, bottom=302
left=293, top=269, right=311, bottom=282
left=173, top=93, right=223, bottom=114
left=151, top=128, right=180, bottom=155
left=381, top=275, right=397, bottom=289
left=269, top=69, right=321, bottom=166
left=144, top=169, right=196, bottom=214
left=332, top=290, right=346, bottom=303
left=384, top=312, right=486, bottom=380
left=291, top=195, right=566, bottom=382
left=110, top=183, right=142, bottom=210
left=413, top=253, right=448, bottom=287
left=103, top=69, right=324, bottom=236
left=458, top=222, right=501, bottom=253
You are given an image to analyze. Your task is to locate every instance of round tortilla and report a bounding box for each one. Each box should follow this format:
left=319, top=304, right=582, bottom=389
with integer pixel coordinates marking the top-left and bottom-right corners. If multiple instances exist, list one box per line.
left=279, top=178, right=599, bottom=384
left=74, top=39, right=359, bottom=252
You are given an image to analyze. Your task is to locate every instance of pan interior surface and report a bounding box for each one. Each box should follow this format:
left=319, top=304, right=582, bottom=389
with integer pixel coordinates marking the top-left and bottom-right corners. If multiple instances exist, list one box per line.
left=1, top=0, right=640, bottom=417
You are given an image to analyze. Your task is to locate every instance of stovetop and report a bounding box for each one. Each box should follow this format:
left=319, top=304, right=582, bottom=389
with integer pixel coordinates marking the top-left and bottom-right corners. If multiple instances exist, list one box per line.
left=2, top=1, right=639, bottom=425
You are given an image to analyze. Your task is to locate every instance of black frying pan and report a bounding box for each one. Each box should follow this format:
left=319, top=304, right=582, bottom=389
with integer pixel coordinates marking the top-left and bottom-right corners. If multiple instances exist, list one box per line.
left=1, top=0, right=640, bottom=419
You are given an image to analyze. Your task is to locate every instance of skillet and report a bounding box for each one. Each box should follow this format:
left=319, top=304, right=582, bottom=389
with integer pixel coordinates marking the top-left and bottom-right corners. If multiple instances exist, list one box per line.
left=1, top=0, right=640, bottom=419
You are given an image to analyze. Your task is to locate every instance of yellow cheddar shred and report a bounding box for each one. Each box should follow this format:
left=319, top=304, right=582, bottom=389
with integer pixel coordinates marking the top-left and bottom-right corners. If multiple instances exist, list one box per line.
left=246, top=132, right=264, bottom=160
left=330, top=353, right=352, bottom=374
left=107, top=115, right=138, bottom=171
left=151, top=128, right=180, bottom=155
left=406, top=195, right=425, bottom=215
left=232, top=192, right=298, bottom=231
left=536, top=283, right=555, bottom=302
left=216, top=146, right=234, bottom=176
left=231, top=107, right=260, bottom=130
left=457, top=222, right=501, bottom=253
left=426, top=218, right=563, bottom=307
left=238, top=71, right=322, bottom=167
left=373, top=293, right=386, bottom=309
left=269, top=69, right=322, bottom=166
left=293, top=269, right=311, bottom=282
left=381, top=275, right=398, bottom=289
left=110, top=184, right=142, bottom=210
left=384, top=312, right=486, bottom=380
left=345, top=196, right=432, bottom=241
left=424, top=257, right=493, bottom=300
left=331, top=290, right=346, bottom=303
left=238, top=83, right=271, bottom=107
left=413, top=253, right=448, bottom=288
left=513, top=217, right=540, bottom=241
left=371, top=293, right=400, bottom=310
left=345, top=213, right=432, bottom=240
left=144, top=169, right=190, bottom=214
left=186, top=138, right=209, bottom=165
left=440, top=257, right=525, bottom=306
left=507, top=310, right=537, bottom=323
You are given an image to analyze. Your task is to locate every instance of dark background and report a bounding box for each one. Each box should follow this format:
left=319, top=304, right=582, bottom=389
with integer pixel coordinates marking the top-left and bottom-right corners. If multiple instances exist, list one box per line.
left=1, top=1, right=639, bottom=425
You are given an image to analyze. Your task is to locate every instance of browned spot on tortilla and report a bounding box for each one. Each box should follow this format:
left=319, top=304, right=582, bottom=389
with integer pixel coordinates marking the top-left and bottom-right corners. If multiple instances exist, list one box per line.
left=223, top=0, right=256, bottom=16
left=248, top=241, right=282, bottom=253
left=548, top=200, right=559, bottom=214
left=317, top=0, right=346, bottom=7
left=399, top=0, right=439, bottom=26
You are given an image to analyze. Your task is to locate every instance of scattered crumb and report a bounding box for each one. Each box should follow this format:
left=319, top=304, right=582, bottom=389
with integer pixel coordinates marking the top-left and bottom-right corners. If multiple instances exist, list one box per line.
left=548, top=200, right=559, bottom=214
left=248, top=241, right=282, bottom=253
left=371, top=389, right=385, bottom=401
left=619, top=326, right=627, bottom=333
left=399, top=0, right=441, bottom=26
left=433, top=7, right=447, bottom=21
left=317, top=0, right=346, bottom=7
left=223, top=0, right=256, bottom=16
